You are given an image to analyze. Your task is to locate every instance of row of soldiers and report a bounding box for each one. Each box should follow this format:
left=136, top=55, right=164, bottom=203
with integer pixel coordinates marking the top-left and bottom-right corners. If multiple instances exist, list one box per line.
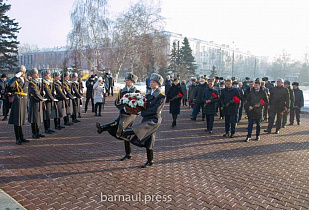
left=183, top=76, right=304, bottom=141
left=7, top=66, right=83, bottom=145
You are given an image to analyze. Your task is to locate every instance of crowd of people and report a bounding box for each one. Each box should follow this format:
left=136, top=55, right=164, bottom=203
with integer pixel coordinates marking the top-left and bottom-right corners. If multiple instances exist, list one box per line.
left=163, top=75, right=305, bottom=142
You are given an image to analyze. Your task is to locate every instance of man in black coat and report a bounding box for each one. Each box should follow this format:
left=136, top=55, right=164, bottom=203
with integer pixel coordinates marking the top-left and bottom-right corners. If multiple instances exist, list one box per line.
left=167, top=79, right=183, bottom=127
left=264, top=78, right=290, bottom=134
left=28, top=68, right=46, bottom=139
left=120, top=73, right=166, bottom=168
left=85, top=75, right=95, bottom=113
left=290, top=82, right=304, bottom=125
left=8, top=66, right=30, bottom=145
left=202, top=80, right=219, bottom=133
left=282, top=80, right=294, bottom=128
left=191, top=78, right=208, bottom=121
left=244, top=81, right=254, bottom=117
left=164, top=75, right=172, bottom=103
left=220, top=79, right=240, bottom=138
left=188, top=78, right=198, bottom=115
left=245, top=81, right=268, bottom=142
left=260, top=81, right=270, bottom=121
left=96, top=73, right=140, bottom=161
left=0, top=74, right=8, bottom=120
left=107, top=73, right=114, bottom=96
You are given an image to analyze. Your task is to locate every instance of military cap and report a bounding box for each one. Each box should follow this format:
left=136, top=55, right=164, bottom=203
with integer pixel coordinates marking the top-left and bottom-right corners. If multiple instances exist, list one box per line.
left=125, top=72, right=138, bottom=83
left=43, top=70, right=51, bottom=76
left=219, top=77, right=223, bottom=80
left=16, top=65, right=26, bottom=73
left=71, top=73, right=78, bottom=78
left=53, top=72, right=61, bottom=77
left=30, top=68, right=39, bottom=76
left=292, top=82, right=299, bottom=86
left=232, top=81, right=238, bottom=85
left=63, top=72, right=70, bottom=77
left=191, top=77, right=196, bottom=82
left=1, top=73, right=7, bottom=78
left=245, top=77, right=250, bottom=80
left=150, top=73, right=164, bottom=86
left=284, top=80, right=290, bottom=85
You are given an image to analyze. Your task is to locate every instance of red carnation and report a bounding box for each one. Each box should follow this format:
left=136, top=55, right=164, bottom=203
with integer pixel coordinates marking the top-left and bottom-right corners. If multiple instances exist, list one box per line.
left=233, top=96, right=240, bottom=104
left=133, top=97, right=137, bottom=100
left=125, top=94, right=129, bottom=98
left=260, top=99, right=265, bottom=106
left=178, top=92, right=183, bottom=97
left=132, top=100, right=136, bottom=104
left=190, top=103, right=195, bottom=107
left=212, top=93, right=218, bottom=98
left=143, top=98, right=146, bottom=102
left=128, top=97, right=132, bottom=100
left=144, top=102, right=147, bottom=107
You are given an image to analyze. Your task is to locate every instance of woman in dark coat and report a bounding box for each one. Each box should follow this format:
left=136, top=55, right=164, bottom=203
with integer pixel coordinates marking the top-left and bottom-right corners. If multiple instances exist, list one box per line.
left=180, top=80, right=188, bottom=106
left=167, top=79, right=183, bottom=127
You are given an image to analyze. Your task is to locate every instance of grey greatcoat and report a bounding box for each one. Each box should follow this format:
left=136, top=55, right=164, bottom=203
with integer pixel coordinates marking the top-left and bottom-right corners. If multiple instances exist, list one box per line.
left=8, top=77, right=29, bottom=126
left=130, top=88, right=166, bottom=150
left=43, top=79, right=55, bottom=120
left=52, top=80, right=67, bottom=118
left=108, top=86, right=140, bottom=139
left=63, top=80, right=75, bottom=115
left=28, top=78, right=45, bottom=123
left=71, top=81, right=82, bottom=114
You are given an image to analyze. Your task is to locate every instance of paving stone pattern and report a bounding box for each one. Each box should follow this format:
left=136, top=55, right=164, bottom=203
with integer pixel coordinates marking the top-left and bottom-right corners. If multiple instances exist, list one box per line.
left=0, top=97, right=309, bottom=209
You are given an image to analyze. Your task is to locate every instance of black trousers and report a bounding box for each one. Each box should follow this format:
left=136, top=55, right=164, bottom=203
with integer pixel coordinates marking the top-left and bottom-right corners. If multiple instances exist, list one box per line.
left=85, top=97, right=94, bottom=112
left=95, top=103, right=103, bottom=115
left=267, top=111, right=283, bottom=131
left=290, top=107, right=301, bottom=124
left=206, top=114, right=215, bottom=131
left=108, top=86, right=113, bottom=96
left=225, top=115, right=236, bottom=135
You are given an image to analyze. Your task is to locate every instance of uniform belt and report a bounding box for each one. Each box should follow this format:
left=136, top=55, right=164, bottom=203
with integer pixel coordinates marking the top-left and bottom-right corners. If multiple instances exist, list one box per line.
left=15, top=92, right=27, bottom=96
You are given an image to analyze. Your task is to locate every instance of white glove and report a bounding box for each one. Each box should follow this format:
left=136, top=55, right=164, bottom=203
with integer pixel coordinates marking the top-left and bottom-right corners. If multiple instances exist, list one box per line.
left=54, top=99, right=58, bottom=102
left=73, top=96, right=77, bottom=99
left=43, top=98, right=48, bottom=102
left=66, top=98, right=69, bottom=100
left=15, top=72, right=22, bottom=78
left=123, top=107, right=127, bottom=112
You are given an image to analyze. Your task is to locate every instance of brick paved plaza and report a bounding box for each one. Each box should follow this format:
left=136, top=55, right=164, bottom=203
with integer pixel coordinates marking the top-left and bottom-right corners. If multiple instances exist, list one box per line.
left=1, top=96, right=309, bottom=209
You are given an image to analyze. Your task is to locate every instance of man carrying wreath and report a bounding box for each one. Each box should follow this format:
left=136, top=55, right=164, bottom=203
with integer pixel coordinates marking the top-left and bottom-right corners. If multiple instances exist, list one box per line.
left=245, top=81, right=268, bottom=142
left=119, top=73, right=166, bottom=168
left=96, top=73, right=140, bottom=161
left=220, top=79, right=240, bottom=138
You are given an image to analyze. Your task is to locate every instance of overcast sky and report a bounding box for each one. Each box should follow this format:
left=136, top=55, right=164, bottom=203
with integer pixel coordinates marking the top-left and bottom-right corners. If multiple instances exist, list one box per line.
left=6, top=0, right=309, bottom=60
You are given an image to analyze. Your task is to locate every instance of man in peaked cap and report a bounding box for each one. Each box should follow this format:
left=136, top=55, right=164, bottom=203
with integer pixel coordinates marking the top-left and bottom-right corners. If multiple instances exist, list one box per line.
left=96, top=72, right=141, bottom=161
left=290, top=82, right=304, bottom=125
left=119, top=73, right=166, bottom=168
left=71, top=73, right=83, bottom=123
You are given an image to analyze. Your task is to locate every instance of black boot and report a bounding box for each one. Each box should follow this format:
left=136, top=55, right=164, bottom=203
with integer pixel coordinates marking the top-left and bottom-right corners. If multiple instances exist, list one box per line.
left=96, top=121, right=116, bottom=134
left=64, top=116, right=72, bottom=126
left=142, top=149, right=153, bottom=168
left=31, top=123, right=40, bottom=139
left=19, top=126, right=29, bottom=142
left=47, top=120, right=55, bottom=133
left=172, top=114, right=177, bottom=127
left=14, top=126, right=21, bottom=145
left=36, top=123, right=45, bottom=138
left=120, top=141, right=132, bottom=161
left=72, top=114, right=80, bottom=123
left=78, top=113, right=81, bottom=118
left=44, top=120, right=52, bottom=134
left=54, top=118, right=61, bottom=130
left=58, top=118, right=65, bottom=128
left=121, top=128, right=135, bottom=138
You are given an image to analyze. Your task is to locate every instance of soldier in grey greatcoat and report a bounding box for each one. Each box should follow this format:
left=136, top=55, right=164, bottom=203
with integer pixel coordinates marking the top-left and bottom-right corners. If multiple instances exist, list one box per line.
left=96, top=73, right=140, bottom=161
left=52, top=72, right=67, bottom=130
left=120, top=73, right=166, bottom=168
left=71, top=73, right=82, bottom=123
left=28, top=68, right=46, bottom=139
left=62, top=72, right=75, bottom=126
left=42, top=70, right=56, bottom=134
left=8, top=66, right=30, bottom=145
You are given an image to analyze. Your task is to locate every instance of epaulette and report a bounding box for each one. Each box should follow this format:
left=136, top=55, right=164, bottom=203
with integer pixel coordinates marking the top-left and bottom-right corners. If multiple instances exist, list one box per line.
left=160, top=92, right=165, bottom=96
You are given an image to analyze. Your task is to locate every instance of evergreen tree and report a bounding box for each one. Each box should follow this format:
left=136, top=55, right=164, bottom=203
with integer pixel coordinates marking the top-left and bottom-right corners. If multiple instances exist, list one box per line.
left=179, top=37, right=196, bottom=78
left=169, top=41, right=178, bottom=74
left=0, top=0, right=20, bottom=69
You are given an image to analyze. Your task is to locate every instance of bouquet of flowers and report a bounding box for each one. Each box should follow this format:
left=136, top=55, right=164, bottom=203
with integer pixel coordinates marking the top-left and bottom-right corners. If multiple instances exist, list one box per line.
left=204, top=93, right=218, bottom=107
left=221, top=96, right=240, bottom=111
left=120, top=93, right=146, bottom=115
left=171, top=92, right=183, bottom=101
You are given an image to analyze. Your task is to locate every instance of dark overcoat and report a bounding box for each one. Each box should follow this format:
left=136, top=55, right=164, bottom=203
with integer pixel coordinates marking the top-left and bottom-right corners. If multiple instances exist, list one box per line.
left=43, top=79, right=55, bottom=120
left=108, top=86, right=140, bottom=139
left=86, top=78, right=94, bottom=99
left=180, top=83, right=187, bottom=100
left=130, top=88, right=166, bottom=150
left=8, top=76, right=29, bottom=126
left=52, top=80, right=67, bottom=118
left=28, top=78, right=44, bottom=123
left=293, top=88, right=304, bottom=108
left=269, top=86, right=290, bottom=113
left=71, top=81, right=82, bottom=114
left=247, top=90, right=268, bottom=120
left=167, top=84, right=183, bottom=115
left=220, top=87, right=241, bottom=116
left=202, top=88, right=219, bottom=115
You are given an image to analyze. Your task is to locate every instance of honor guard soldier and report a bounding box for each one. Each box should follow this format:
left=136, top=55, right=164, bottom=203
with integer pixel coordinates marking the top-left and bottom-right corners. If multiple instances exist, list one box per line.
left=120, top=73, right=166, bottom=168
left=53, top=72, right=67, bottom=130
left=28, top=68, right=47, bottom=139
left=42, top=70, right=56, bottom=134
left=71, top=73, right=82, bottom=123
left=8, top=66, right=30, bottom=145
left=96, top=73, right=140, bottom=161
left=62, top=72, right=75, bottom=126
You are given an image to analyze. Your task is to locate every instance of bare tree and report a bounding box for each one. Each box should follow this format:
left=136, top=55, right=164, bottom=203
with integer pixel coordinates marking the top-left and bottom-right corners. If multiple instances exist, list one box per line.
left=68, top=0, right=109, bottom=73
left=108, top=0, right=165, bottom=77
left=18, top=43, right=39, bottom=53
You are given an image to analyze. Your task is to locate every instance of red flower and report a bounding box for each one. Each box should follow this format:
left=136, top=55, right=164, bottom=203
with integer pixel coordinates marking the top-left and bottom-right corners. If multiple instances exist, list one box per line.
left=178, top=92, right=183, bottom=97
left=260, top=99, right=265, bottom=106
left=143, top=98, right=146, bottom=102
left=128, top=97, right=132, bottom=100
left=125, top=94, right=129, bottom=98
left=133, top=97, right=137, bottom=100
left=144, top=102, right=147, bottom=107
left=212, top=93, right=218, bottom=98
left=132, top=100, right=136, bottom=104
left=233, top=96, right=240, bottom=104
left=190, top=103, right=195, bottom=107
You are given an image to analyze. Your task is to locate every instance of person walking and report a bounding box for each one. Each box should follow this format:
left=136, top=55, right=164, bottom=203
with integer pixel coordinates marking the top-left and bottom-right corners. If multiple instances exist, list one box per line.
left=180, top=80, right=188, bottom=106
left=290, top=82, right=304, bottom=125
left=282, top=80, right=294, bottom=128
left=167, top=79, right=183, bottom=127
left=85, top=75, right=95, bottom=113
left=93, top=77, right=106, bottom=116
left=191, top=78, right=208, bottom=121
